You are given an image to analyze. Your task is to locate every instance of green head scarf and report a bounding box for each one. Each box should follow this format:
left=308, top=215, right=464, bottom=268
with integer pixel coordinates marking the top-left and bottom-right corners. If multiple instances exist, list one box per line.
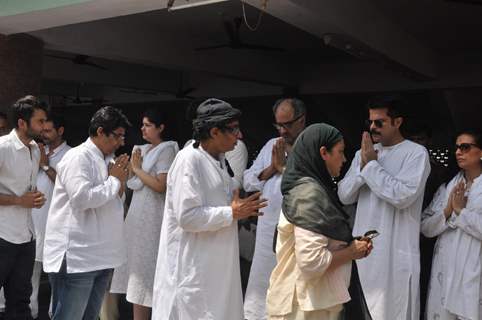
left=280, top=123, right=352, bottom=242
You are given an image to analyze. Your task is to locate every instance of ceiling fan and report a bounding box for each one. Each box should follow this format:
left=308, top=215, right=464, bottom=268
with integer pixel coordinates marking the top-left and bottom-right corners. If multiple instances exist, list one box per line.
left=63, top=84, right=109, bottom=105
left=45, top=53, right=109, bottom=71
left=195, top=17, right=285, bottom=52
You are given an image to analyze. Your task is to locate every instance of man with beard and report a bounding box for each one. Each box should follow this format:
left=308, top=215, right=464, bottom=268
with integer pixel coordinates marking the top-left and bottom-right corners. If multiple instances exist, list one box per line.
left=30, top=113, right=71, bottom=319
left=243, top=98, right=306, bottom=320
left=0, top=95, right=47, bottom=320
left=338, top=96, right=431, bottom=320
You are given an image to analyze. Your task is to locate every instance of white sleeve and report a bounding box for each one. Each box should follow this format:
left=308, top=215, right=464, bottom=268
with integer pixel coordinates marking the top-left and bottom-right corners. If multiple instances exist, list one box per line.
left=60, top=154, right=121, bottom=211
left=173, top=161, right=233, bottom=233
left=294, top=226, right=332, bottom=279
left=338, top=151, right=365, bottom=205
left=243, top=139, right=275, bottom=192
left=225, top=140, right=248, bottom=188
left=421, top=184, right=450, bottom=237
left=360, top=149, right=430, bottom=209
left=155, top=146, right=177, bottom=175
left=452, top=187, right=482, bottom=240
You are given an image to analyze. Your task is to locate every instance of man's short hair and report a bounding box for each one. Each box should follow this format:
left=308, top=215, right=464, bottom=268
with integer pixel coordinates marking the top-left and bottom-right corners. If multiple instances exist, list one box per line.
left=366, top=95, right=405, bottom=119
left=0, top=112, right=7, bottom=121
left=272, top=98, right=306, bottom=118
left=47, top=111, right=66, bottom=130
left=88, top=106, right=131, bottom=137
left=11, top=95, right=48, bottom=128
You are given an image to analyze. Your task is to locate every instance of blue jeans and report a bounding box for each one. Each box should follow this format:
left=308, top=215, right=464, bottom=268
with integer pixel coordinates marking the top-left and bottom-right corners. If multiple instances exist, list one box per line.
left=48, top=260, right=112, bottom=320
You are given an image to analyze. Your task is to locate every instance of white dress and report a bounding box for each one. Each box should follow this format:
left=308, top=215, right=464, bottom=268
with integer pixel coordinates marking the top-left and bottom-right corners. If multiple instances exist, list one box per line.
left=111, top=141, right=178, bottom=307
left=243, top=138, right=283, bottom=320
left=422, top=173, right=482, bottom=320
left=152, top=144, right=244, bottom=320
left=338, top=140, right=430, bottom=320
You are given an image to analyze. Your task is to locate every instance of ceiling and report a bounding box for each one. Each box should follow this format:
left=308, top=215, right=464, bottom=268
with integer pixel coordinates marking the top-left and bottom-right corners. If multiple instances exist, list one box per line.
left=0, top=0, right=481, bottom=104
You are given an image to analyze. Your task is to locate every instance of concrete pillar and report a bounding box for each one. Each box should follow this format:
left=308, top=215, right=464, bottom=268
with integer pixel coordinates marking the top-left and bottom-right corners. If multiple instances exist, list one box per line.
left=0, top=33, right=43, bottom=113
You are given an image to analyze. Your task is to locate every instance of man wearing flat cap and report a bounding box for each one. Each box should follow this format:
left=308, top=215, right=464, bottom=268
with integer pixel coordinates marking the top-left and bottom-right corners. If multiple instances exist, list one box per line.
left=152, top=99, right=267, bottom=320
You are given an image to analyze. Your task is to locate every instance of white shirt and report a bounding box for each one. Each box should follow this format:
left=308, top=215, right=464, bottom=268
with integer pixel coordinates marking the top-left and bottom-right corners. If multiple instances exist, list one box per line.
left=152, top=144, right=243, bottom=320
left=338, top=139, right=430, bottom=320
left=0, top=129, right=40, bottom=244
left=43, top=138, right=125, bottom=273
left=243, top=137, right=283, bottom=320
left=32, top=141, right=71, bottom=261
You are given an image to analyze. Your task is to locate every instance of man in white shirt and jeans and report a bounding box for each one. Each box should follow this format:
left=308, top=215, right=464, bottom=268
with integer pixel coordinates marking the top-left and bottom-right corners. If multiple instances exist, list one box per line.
left=43, top=106, right=131, bottom=320
left=0, top=96, right=47, bottom=320
left=30, top=112, right=71, bottom=319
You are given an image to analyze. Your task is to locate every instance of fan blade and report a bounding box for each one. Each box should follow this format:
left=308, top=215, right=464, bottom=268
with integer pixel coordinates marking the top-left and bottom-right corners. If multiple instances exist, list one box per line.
left=239, top=43, right=285, bottom=52
left=195, top=44, right=230, bottom=51
left=180, top=87, right=196, bottom=96
left=84, top=61, right=109, bottom=71
left=45, top=54, right=73, bottom=61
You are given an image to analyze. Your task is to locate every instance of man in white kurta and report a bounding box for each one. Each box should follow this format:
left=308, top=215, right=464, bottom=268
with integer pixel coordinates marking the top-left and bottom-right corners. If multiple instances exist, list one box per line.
left=338, top=98, right=430, bottom=320
left=243, top=98, right=306, bottom=320
left=152, top=98, right=266, bottom=320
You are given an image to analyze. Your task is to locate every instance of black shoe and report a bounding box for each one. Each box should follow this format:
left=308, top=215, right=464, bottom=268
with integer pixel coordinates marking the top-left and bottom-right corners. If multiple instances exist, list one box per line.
left=0, top=311, right=5, bottom=320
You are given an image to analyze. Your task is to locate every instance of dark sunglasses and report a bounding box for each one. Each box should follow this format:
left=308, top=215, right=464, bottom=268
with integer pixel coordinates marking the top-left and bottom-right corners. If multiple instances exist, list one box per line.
left=365, top=119, right=385, bottom=128
left=273, top=113, right=305, bottom=131
left=223, top=125, right=240, bottom=135
left=455, top=143, right=479, bottom=153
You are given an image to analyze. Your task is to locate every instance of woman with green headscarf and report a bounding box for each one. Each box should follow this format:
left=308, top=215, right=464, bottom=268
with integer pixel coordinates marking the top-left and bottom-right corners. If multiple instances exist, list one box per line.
left=266, top=123, right=373, bottom=320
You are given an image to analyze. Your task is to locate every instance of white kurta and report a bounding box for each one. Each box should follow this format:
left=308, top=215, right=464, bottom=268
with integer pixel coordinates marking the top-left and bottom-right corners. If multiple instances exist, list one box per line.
left=243, top=137, right=283, bottom=320
left=338, top=140, right=430, bottom=320
left=422, top=173, right=482, bottom=320
left=152, top=144, right=243, bottom=320
left=31, top=142, right=71, bottom=262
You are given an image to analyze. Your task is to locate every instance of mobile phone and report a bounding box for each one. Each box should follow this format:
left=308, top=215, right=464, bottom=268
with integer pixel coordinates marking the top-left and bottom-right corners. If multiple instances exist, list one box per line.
left=363, top=230, right=380, bottom=240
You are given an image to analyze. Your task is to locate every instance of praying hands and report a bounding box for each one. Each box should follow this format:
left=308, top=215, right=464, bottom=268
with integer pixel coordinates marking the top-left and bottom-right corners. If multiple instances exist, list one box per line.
left=360, top=132, right=378, bottom=170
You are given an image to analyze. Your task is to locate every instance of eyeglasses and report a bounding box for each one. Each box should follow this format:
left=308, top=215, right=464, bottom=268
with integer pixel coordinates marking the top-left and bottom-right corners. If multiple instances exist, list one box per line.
left=365, top=119, right=386, bottom=128
left=223, top=125, right=241, bottom=135
left=455, top=143, right=479, bottom=153
left=273, top=113, right=305, bottom=131
left=110, top=132, right=125, bottom=141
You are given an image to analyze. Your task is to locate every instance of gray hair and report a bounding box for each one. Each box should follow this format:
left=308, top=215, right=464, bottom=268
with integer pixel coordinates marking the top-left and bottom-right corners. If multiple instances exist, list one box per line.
left=272, top=98, right=306, bottom=118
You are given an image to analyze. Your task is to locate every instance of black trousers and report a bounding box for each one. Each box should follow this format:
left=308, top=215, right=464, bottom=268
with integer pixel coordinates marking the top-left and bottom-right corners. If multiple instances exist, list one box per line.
left=0, top=238, right=35, bottom=320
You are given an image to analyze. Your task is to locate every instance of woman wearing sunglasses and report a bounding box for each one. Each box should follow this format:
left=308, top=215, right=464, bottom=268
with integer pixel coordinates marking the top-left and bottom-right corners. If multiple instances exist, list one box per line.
left=421, top=129, right=482, bottom=320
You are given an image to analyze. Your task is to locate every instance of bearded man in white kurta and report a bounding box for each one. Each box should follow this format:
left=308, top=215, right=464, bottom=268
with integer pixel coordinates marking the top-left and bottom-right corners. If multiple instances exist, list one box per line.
left=243, top=98, right=306, bottom=320
left=152, top=99, right=267, bottom=320
left=338, top=97, right=430, bottom=320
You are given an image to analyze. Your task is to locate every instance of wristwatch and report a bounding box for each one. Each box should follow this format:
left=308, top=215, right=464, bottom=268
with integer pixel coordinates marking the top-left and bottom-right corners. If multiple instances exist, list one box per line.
left=42, top=165, right=50, bottom=172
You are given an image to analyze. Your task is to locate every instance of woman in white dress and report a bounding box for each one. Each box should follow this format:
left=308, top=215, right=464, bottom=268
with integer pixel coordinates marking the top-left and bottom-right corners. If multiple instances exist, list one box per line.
left=111, top=109, right=178, bottom=320
left=422, top=129, right=482, bottom=320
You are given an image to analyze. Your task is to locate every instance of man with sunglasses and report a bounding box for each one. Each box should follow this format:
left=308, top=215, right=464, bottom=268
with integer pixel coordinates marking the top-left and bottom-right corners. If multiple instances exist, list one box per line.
left=243, top=98, right=306, bottom=320
left=338, top=96, right=431, bottom=320
left=152, top=99, right=267, bottom=320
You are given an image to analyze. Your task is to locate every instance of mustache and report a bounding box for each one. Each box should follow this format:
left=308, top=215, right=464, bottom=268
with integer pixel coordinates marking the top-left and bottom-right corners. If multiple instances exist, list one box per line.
left=370, top=130, right=381, bottom=135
